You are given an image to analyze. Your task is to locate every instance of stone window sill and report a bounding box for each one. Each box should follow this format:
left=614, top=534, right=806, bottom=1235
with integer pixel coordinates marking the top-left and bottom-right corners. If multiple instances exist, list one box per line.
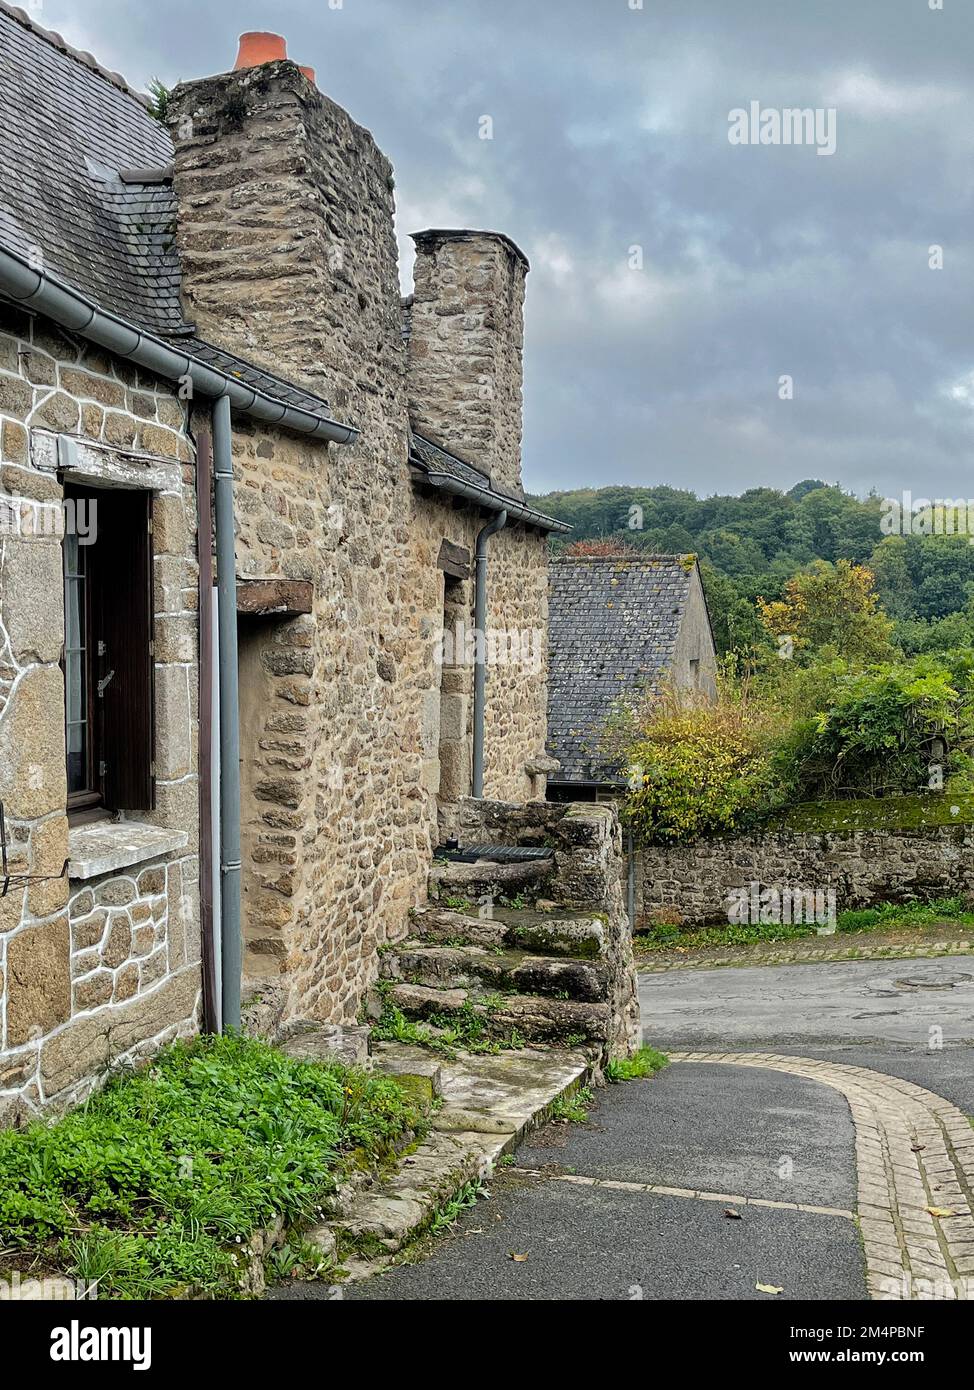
left=67, top=821, right=189, bottom=881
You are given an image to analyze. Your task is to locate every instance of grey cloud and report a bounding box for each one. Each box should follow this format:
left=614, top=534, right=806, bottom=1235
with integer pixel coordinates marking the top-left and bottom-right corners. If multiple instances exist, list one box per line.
left=44, top=0, right=974, bottom=497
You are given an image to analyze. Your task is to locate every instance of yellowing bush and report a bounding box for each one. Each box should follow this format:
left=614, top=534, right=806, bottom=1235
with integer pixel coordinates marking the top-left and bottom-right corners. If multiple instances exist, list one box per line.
left=619, top=694, right=785, bottom=843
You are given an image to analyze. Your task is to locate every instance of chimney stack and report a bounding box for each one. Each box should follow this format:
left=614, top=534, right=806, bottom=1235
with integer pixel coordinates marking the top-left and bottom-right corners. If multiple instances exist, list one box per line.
left=168, top=40, right=402, bottom=418
left=406, top=230, right=529, bottom=498
left=233, top=31, right=315, bottom=84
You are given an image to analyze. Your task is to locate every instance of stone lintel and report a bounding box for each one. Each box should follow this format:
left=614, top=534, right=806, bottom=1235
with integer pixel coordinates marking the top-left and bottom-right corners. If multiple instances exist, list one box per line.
left=68, top=822, right=189, bottom=880
left=236, top=579, right=314, bottom=618
left=437, top=539, right=471, bottom=579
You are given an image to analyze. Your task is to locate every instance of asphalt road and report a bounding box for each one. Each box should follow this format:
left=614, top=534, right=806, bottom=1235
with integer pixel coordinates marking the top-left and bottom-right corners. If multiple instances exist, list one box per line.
left=641, top=955, right=974, bottom=1113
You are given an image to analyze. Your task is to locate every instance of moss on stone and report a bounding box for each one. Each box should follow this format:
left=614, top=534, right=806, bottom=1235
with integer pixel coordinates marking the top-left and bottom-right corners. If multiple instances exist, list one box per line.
left=767, top=794, right=974, bottom=834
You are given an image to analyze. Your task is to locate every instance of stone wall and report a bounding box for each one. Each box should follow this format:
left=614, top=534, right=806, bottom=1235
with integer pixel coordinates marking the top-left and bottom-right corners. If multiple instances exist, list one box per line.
left=634, top=824, right=974, bottom=930
left=0, top=301, right=202, bottom=1122
left=171, top=64, right=552, bottom=1029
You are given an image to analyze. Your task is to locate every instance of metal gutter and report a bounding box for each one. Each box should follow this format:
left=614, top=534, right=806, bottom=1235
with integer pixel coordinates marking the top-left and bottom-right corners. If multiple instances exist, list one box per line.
left=213, top=395, right=242, bottom=1033
left=472, top=508, right=508, bottom=799
left=0, top=248, right=358, bottom=444
left=414, top=466, right=572, bottom=534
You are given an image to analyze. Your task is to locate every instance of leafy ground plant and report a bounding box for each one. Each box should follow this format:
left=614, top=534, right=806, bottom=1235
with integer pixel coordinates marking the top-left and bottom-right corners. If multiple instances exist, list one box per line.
left=371, top=991, right=523, bottom=1058
left=427, top=1179, right=486, bottom=1237
left=549, top=1086, right=594, bottom=1124
left=0, top=1034, right=424, bottom=1299
left=604, top=1047, right=669, bottom=1082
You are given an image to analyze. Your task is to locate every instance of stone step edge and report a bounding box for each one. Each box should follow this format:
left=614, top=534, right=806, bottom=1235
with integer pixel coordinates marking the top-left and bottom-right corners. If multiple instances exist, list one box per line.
left=379, top=943, right=611, bottom=1001
left=405, top=911, right=608, bottom=960
left=384, top=982, right=612, bottom=1042
left=306, top=1055, right=595, bottom=1280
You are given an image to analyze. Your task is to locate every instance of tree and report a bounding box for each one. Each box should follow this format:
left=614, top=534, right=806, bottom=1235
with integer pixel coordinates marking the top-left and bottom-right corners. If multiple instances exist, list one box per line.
left=757, top=560, right=894, bottom=665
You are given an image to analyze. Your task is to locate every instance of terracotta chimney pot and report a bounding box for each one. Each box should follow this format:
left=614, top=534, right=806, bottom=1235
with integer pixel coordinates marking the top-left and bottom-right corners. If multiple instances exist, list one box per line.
left=299, top=66, right=316, bottom=83
left=234, top=32, right=288, bottom=69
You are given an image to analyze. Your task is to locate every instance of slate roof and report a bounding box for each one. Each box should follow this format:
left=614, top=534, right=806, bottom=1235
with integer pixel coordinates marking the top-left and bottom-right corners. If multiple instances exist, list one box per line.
left=546, top=555, right=698, bottom=784
left=0, top=1, right=339, bottom=422
left=409, top=430, right=571, bottom=533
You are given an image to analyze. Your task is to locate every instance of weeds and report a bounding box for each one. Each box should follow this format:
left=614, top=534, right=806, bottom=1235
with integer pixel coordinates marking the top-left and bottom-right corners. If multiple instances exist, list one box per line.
left=427, top=1180, right=486, bottom=1237
left=549, top=1086, right=594, bottom=1125
left=605, top=1047, right=669, bottom=1082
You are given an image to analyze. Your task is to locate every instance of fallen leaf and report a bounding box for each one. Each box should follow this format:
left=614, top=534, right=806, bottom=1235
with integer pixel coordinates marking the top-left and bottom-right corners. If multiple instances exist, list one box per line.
left=911, top=1144, right=926, bottom=1153
left=756, top=1282, right=783, bottom=1295
left=723, top=1208, right=742, bottom=1220
left=926, top=1206, right=956, bottom=1218
left=510, top=1252, right=530, bottom=1263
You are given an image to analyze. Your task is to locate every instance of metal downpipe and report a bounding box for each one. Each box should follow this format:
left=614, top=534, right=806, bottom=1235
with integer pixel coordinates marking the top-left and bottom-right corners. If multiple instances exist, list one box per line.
left=212, top=395, right=242, bottom=1031
left=472, top=509, right=508, bottom=798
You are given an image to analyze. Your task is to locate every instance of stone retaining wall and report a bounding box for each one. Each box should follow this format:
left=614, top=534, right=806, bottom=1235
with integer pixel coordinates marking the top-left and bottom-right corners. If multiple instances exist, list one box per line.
left=634, top=824, right=974, bottom=930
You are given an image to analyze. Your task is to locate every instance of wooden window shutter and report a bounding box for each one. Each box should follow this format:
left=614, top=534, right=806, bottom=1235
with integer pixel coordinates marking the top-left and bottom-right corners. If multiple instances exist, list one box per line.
left=97, top=488, right=155, bottom=811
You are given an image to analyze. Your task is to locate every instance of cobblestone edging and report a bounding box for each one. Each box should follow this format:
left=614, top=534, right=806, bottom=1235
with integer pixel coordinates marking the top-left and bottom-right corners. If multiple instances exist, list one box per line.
left=670, top=1052, right=974, bottom=1301
left=638, top=938, right=972, bottom=974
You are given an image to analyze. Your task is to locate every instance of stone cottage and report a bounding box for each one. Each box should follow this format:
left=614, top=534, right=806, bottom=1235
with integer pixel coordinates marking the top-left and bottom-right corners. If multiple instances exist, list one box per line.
left=0, top=10, right=573, bottom=1123
left=546, top=554, right=717, bottom=798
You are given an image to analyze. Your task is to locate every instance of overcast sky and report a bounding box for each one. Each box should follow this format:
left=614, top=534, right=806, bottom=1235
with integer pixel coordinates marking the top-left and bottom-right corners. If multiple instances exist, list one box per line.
left=41, top=0, right=974, bottom=498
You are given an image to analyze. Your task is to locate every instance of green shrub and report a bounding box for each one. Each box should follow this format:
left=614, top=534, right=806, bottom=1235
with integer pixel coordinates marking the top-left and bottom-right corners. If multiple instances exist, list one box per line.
left=773, top=652, right=974, bottom=800
left=614, top=689, right=787, bottom=842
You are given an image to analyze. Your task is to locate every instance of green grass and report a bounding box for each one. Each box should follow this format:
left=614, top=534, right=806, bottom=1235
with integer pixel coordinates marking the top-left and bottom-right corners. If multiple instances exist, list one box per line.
left=834, top=897, right=974, bottom=933
left=0, top=1034, right=424, bottom=1299
left=634, top=897, right=974, bottom=954
left=604, top=1047, right=669, bottom=1082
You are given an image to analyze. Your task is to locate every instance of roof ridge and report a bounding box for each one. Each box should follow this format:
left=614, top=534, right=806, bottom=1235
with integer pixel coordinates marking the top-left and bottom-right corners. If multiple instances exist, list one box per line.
left=0, top=0, right=151, bottom=107
left=552, top=553, right=696, bottom=563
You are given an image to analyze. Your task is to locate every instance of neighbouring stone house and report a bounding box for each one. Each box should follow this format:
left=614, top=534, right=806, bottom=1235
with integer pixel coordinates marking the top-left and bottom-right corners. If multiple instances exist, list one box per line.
left=0, top=11, right=573, bottom=1123
left=546, top=554, right=717, bottom=799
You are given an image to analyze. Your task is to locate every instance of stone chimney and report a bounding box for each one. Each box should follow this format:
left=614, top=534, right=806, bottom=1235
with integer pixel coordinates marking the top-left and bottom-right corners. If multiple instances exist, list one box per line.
left=406, top=229, right=529, bottom=498
left=166, top=37, right=403, bottom=424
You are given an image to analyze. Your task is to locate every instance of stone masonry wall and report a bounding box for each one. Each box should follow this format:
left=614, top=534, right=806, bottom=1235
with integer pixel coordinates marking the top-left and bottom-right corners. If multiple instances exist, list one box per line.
left=408, top=231, right=528, bottom=497
left=171, top=64, right=551, bottom=1030
left=0, top=300, right=202, bottom=1123
left=221, top=413, right=551, bottom=1021
left=634, top=825, right=974, bottom=931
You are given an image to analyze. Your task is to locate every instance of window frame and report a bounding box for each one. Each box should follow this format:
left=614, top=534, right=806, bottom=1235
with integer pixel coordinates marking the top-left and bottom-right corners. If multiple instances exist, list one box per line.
left=62, top=486, right=101, bottom=815
left=61, top=481, right=156, bottom=822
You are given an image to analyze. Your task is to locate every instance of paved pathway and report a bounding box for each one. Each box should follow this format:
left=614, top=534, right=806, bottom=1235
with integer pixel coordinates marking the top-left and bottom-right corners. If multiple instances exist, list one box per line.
left=272, top=955, right=974, bottom=1301
left=320, top=1059, right=867, bottom=1301
left=671, top=1052, right=974, bottom=1300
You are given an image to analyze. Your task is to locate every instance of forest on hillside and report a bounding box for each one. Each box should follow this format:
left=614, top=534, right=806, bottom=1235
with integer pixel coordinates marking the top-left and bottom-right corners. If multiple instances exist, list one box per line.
left=527, top=480, right=974, bottom=657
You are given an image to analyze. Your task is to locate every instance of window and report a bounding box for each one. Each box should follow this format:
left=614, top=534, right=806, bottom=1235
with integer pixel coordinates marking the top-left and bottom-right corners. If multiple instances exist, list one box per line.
left=61, top=484, right=155, bottom=817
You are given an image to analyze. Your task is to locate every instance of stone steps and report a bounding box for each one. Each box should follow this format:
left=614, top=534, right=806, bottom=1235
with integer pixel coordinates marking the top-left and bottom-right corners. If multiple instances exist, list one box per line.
left=408, top=904, right=606, bottom=960
left=381, top=941, right=610, bottom=1003
left=386, top=980, right=611, bottom=1046
left=428, top=855, right=553, bottom=903
left=303, top=1044, right=593, bottom=1268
